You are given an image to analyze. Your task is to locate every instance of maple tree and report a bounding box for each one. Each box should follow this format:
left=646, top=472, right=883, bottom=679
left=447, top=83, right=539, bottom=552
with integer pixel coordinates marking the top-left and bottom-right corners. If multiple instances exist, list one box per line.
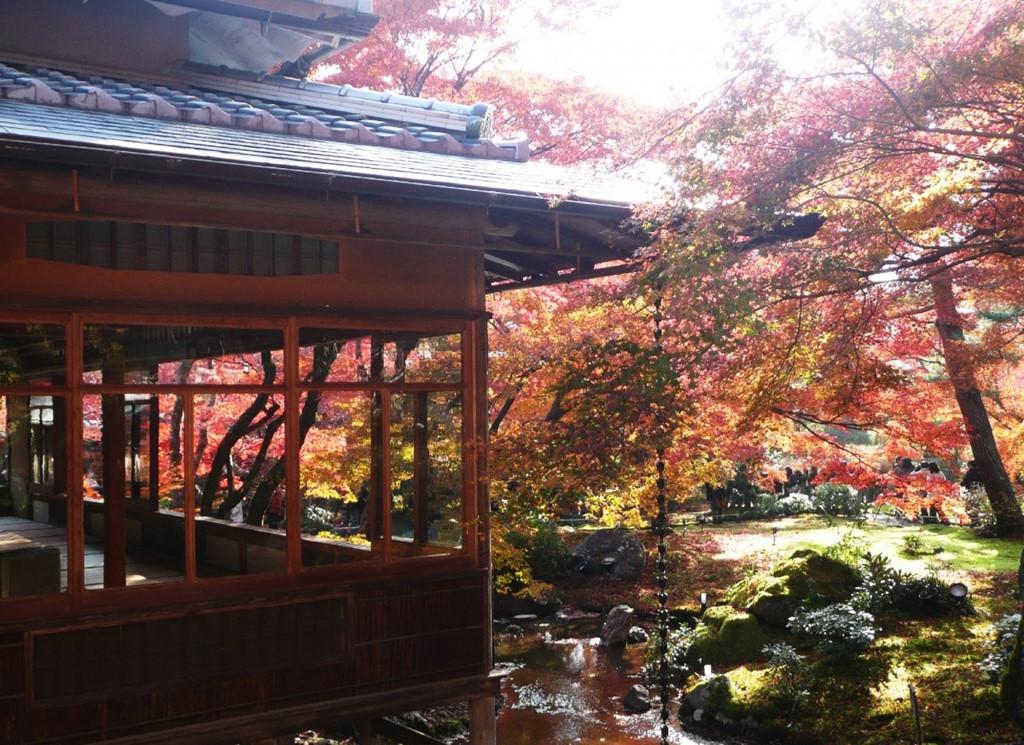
left=637, top=0, right=1024, bottom=535
left=320, top=0, right=649, bottom=164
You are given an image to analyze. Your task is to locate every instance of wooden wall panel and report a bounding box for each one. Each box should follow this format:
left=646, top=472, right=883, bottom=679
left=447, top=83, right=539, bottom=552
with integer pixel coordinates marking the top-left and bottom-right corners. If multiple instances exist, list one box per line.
left=1, top=572, right=489, bottom=744
left=32, top=597, right=348, bottom=704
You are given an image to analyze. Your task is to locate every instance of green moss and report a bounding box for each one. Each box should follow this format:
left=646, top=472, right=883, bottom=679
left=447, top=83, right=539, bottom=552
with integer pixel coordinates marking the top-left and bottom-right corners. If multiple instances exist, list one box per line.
left=726, top=549, right=859, bottom=626
left=1000, top=628, right=1022, bottom=716
left=686, top=606, right=768, bottom=665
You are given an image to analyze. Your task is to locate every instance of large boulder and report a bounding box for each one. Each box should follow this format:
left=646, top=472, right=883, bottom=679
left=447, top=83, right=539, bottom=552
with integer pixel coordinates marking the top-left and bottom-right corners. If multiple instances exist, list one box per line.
left=623, top=684, right=652, bottom=714
left=683, top=674, right=732, bottom=714
left=685, top=606, right=767, bottom=666
left=601, top=604, right=635, bottom=646
left=570, top=528, right=647, bottom=581
left=725, top=549, right=859, bottom=627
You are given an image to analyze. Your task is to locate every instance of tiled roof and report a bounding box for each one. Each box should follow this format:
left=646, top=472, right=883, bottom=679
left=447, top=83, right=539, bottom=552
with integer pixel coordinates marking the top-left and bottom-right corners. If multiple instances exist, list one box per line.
left=0, top=96, right=652, bottom=208
left=0, top=61, right=530, bottom=162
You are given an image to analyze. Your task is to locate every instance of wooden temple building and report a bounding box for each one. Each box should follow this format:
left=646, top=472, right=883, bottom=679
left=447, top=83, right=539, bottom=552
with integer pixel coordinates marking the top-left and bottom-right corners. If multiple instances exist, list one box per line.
left=0, top=1, right=646, bottom=742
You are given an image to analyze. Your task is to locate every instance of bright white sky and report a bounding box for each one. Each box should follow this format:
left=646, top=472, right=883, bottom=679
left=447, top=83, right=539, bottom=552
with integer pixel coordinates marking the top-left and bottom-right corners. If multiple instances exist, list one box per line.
left=515, top=0, right=867, bottom=107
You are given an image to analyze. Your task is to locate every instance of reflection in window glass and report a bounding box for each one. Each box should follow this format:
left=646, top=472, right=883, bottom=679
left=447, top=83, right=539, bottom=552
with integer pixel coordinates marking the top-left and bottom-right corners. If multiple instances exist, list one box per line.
left=393, top=333, right=462, bottom=384
left=0, top=395, right=67, bottom=597
left=82, top=395, right=184, bottom=589
left=298, top=330, right=461, bottom=384
left=193, top=393, right=286, bottom=576
left=82, top=325, right=284, bottom=385
left=0, top=324, right=65, bottom=386
left=300, top=391, right=377, bottom=565
left=298, top=330, right=386, bottom=383
left=390, top=392, right=464, bottom=553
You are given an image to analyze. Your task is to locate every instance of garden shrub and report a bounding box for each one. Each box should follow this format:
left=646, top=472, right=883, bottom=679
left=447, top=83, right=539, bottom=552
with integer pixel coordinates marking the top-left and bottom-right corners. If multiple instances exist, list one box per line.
left=850, top=552, right=899, bottom=613
left=980, top=613, right=1022, bottom=683
left=890, top=572, right=973, bottom=616
left=769, top=492, right=816, bottom=517
left=788, top=603, right=876, bottom=656
left=505, top=519, right=573, bottom=581
left=644, top=625, right=697, bottom=687
left=823, top=529, right=869, bottom=569
left=902, top=533, right=925, bottom=555
left=492, top=530, right=532, bottom=595
left=849, top=552, right=973, bottom=617
left=811, top=483, right=865, bottom=517
left=763, top=641, right=813, bottom=713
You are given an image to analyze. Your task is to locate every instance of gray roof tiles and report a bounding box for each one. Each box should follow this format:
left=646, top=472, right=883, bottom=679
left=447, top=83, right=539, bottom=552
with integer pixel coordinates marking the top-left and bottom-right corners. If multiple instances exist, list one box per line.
left=0, top=61, right=528, bottom=162
left=0, top=96, right=652, bottom=208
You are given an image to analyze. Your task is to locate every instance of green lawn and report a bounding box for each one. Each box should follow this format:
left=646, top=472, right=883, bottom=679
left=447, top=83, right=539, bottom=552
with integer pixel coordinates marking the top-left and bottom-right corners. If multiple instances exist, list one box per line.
left=705, top=514, right=1023, bottom=575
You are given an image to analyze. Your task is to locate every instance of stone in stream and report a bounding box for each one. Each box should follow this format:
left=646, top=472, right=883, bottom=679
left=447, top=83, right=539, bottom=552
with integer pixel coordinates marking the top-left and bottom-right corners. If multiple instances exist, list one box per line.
left=600, top=604, right=634, bottom=646
left=570, top=528, right=646, bottom=581
left=627, top=626, right=649, bottom=644
left=622, top=684, right=652, bottom=714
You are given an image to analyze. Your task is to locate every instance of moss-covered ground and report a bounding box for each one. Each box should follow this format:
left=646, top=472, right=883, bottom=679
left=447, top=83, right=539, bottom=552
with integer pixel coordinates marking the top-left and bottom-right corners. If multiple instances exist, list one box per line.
left=549, top=515, right=1024, bottom=744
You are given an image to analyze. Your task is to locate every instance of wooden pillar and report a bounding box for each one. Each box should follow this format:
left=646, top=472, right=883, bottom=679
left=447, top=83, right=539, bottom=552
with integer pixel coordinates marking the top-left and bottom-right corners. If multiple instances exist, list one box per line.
left=469, top=697, right=496, bottom=745
left=412, top=391, right=429, bottom=546
left=101, top=343, right=126, bottom=588
left=367, top=337, right=384, bottom=545
left=355, top=718, right=379, bottom=745
left=148, top=393, right=160, bottom=510
left=6, top=395, right=30, bottom=518
left=51, top=390, right=67, bottom=500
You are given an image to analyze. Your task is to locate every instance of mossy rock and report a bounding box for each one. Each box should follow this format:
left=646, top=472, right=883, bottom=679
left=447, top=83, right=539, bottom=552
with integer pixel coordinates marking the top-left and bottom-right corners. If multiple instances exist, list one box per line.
left=725, top=549, right=859, bottom=627
left=1001, top=625, right=1024, bottom=719
left=685, top=606, right=767, bottom=666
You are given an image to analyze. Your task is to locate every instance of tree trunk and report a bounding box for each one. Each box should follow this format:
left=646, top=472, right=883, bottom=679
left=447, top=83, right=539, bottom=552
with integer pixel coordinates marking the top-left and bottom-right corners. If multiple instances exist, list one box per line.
left=931, top=275, right=1024, bottom=536
left=169, top=360, right=194, bottom=467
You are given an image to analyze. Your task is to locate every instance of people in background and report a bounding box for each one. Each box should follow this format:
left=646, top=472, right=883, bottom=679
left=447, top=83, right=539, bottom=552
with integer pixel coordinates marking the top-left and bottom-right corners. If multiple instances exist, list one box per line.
left=961, top=460, right=983, bottom=491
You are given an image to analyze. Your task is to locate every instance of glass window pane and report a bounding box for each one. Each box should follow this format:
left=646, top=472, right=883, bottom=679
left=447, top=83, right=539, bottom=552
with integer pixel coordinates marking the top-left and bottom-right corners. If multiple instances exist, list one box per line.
left=300, top=391, right=379, bottom=566
left=82, top=394, right=185, bottom=589
left=82, top=325, right=284, bottom=385
left=0, top=395, right=67, bottom=597
left=299, top=330, right=387, bottom=384
left=390, top=392, right=464, bottom=554
left=298, top=330, right=461, bottom=384
left=0, top=323, right=66, bottom=386
left=193, top=393, right=286, bottom=576
left=393, top=333, right=462, bottom=384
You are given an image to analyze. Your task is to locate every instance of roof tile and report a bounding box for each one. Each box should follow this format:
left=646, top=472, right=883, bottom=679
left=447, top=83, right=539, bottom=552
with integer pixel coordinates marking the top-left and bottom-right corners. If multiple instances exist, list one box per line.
left=0, top=61, right=531, bottom=162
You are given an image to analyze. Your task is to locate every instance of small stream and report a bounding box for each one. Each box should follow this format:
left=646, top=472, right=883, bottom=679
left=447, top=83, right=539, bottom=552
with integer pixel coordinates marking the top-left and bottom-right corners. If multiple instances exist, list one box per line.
left=492, top=620, right=736, bottom=745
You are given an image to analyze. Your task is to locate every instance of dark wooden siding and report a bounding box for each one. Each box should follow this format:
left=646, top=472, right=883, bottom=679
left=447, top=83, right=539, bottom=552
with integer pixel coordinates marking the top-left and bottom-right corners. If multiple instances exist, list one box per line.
left=1, top=572, right=488, bottom=744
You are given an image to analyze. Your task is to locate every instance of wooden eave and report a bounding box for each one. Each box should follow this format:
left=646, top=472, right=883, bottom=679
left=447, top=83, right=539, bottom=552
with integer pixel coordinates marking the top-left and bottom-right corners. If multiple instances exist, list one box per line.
left=0, top=136, right=646, bottom=293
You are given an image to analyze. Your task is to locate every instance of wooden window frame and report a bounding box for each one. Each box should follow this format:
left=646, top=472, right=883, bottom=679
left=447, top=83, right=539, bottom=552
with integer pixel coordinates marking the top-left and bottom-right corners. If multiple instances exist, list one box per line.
left=0, top=310, right=483, bottom=618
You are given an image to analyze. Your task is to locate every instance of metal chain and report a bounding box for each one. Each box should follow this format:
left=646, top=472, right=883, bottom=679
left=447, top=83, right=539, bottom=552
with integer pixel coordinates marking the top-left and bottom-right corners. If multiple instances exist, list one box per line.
left=652, top=288, right=671, bottom=745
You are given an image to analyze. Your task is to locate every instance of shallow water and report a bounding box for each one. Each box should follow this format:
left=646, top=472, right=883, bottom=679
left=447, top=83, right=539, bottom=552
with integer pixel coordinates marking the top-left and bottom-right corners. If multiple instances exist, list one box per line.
left=493, top=622, right=732, bottom=745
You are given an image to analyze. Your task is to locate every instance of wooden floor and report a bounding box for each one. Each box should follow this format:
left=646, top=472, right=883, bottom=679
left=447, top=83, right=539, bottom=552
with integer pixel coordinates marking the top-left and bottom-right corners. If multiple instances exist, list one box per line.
left=0, top=515, right=182, bottom=590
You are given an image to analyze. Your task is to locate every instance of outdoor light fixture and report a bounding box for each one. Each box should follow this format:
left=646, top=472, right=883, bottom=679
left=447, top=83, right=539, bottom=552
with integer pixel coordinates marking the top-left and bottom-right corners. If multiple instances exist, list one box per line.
left=772, top=527, right=779, bottom=545
left=949, top=582, right=969, bottom=599
left=700, top=592, right=708, bottom=614
left=703, top=664, right=713, bottom=677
